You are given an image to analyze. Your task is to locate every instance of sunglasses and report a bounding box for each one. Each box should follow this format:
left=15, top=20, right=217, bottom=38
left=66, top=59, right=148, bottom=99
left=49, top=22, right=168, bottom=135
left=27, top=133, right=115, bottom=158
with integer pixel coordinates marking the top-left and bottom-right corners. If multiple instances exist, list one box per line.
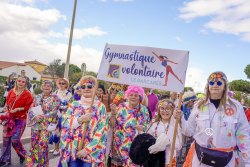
left=44, top=84, right=52, bottom=88
left=110, top=88, right=120, bottom=93
left=209, top=80, right=223, bottom=86
left=59, top=82, right=66, bottom=85
left=17, top=80, right=26, bottom=83
left=76, top=86, right=81, bottom=90
left=81, top=84, right=93, bottom=90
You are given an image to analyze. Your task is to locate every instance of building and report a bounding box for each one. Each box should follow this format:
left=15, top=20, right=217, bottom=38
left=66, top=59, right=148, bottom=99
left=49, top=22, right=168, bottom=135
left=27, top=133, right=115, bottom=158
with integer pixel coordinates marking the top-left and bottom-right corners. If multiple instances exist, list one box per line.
left=25, top=60, right=58, bottom=81
left=0, top=61, right=41, bottom=80
left=25, top=60, right=47, bottom=74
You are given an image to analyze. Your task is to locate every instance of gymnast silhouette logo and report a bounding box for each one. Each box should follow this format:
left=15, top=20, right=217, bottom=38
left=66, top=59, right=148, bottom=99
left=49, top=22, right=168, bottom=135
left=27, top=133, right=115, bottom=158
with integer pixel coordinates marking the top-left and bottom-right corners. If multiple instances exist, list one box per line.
left=107, top=64, right=121, bottom=79
left=152, top=51, right=183, bottom=86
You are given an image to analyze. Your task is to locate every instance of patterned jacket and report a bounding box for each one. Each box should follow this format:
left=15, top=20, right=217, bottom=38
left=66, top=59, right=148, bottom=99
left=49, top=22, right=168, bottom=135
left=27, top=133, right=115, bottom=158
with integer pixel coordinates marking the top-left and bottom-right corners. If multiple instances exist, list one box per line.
left=59, top=99, right=109, bottom=167
left=113, top=102, right=150, bottom=166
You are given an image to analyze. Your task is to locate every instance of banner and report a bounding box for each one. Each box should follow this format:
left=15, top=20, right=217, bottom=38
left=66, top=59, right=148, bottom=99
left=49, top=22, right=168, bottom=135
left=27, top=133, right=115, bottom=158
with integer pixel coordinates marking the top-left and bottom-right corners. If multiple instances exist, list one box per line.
left=97, top=43, right=189, bottom=92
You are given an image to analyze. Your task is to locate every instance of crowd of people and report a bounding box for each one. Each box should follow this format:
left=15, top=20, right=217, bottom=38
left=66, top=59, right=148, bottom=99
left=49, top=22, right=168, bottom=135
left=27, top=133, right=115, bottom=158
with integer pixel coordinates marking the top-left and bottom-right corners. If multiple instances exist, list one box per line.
left=0, top=71, right=249, bottom=167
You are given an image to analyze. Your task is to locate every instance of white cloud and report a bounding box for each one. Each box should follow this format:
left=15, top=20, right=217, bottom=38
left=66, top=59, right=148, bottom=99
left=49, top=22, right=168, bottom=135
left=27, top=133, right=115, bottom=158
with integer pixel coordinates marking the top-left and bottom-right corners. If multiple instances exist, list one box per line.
left=0, top=1, right=106, bottom=72
left=179, top=0, right=250, bottom=41
left=175, top=36, right=183, bottom=42
left=8, top=0, right=48, bottom=4
left=64, top=27, right=107, bottom=39
left=185, top=67, right=207, bottom=93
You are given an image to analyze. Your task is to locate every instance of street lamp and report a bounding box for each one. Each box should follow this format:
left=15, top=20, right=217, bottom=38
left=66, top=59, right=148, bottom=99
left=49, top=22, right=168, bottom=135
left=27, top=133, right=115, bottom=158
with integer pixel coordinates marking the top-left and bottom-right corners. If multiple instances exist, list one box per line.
left=64, top=0, right=78, bottom=79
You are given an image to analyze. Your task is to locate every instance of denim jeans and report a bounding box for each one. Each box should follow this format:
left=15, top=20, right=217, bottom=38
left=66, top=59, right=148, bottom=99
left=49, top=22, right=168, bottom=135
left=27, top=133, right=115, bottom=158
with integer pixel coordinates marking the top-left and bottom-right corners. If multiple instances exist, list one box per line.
left=68, top=158, right=92, bottom=167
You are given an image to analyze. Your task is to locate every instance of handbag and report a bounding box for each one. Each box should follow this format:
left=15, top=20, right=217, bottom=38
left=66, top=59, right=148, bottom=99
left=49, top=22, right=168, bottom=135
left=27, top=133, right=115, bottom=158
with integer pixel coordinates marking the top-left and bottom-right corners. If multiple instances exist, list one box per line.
left=195, top=141, right=233, bottom=167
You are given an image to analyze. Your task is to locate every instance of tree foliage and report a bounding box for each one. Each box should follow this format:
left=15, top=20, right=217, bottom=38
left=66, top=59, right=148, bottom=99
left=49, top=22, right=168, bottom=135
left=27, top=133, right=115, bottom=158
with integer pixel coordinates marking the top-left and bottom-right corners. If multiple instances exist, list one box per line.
left=184, top=87, right=194, bottom=92
left=85, top=71, right=97, bottom=77
left=45, top=59, right=61, bottom=78
left=45, top=59, right=82, bottom=79
left=229, top=80, right=250, bottom=94
left=244, top=64, right=250, bottom=79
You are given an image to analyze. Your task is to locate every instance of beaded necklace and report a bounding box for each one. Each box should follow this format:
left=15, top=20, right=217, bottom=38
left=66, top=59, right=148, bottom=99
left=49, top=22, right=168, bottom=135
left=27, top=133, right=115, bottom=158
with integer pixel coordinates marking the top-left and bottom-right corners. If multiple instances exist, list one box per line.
left=154, top=120, right=170, bottom=138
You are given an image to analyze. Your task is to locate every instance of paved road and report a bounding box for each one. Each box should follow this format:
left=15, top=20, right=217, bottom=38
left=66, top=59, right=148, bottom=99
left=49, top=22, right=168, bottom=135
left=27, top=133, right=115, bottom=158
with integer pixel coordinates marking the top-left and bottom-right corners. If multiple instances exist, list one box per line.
left=0, top=110, right=60, bottom=167
left=0, top=140, right=60, bottom=167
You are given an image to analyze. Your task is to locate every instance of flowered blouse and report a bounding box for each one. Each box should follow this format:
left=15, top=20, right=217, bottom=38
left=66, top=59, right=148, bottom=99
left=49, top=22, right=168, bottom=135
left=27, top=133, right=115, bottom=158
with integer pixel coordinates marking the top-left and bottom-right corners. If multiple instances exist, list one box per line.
left=27, top=93, right=60, bottom=130
left=54, top=90, right=72, bottom=113
left=59, top=99, right=109, bottom=167
left=113, top=102, right=150, bottom=166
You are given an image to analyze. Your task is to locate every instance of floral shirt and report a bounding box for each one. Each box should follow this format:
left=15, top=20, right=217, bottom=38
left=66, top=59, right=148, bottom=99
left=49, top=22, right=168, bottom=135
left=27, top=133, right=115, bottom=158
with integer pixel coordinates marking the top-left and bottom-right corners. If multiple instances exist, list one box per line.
left=59, top=99, right=109, bottom=166
left=54, top=90, right=72, bottom=113
left=27, top=93, right=60, bottom=130
left=113, top=102, right=150, bottom=166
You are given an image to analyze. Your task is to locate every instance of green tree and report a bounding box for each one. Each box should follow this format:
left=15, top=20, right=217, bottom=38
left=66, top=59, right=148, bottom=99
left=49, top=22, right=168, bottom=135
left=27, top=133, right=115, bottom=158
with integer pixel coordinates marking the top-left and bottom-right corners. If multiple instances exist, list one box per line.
left=70, top=72, right=82, bottom=85
left=45, top=59, right=82, bottom=79
left=85, top=71, right=97, bottom=77
left=184, top=87, right=194, bottom=92
left=244, top=64, right=250, bottom=79
left=44, top=59, right=62, bottom=78
left=60, top=63, right=81, bottom=78
left=229, top=80, right=250, bottom=94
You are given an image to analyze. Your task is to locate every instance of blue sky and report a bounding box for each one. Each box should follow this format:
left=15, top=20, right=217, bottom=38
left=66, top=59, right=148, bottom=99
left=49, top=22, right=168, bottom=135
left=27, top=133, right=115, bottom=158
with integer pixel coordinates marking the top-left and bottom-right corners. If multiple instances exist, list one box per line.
left=0, top=0, right=249, bottom=92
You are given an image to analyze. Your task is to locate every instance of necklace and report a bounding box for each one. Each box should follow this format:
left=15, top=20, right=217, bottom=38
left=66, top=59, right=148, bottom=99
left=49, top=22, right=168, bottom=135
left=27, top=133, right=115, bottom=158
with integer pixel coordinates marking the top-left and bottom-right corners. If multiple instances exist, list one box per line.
left=205, top=103, right=221, bottom=148
left=16, top=89, right=24, bottom=96
left=154, top=120, right=169, bottom=138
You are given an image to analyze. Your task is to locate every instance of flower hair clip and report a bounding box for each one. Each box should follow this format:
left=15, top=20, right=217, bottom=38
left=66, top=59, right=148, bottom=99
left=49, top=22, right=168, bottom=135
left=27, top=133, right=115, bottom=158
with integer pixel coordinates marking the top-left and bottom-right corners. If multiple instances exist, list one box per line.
left=209, top=72, right=227, bottom=82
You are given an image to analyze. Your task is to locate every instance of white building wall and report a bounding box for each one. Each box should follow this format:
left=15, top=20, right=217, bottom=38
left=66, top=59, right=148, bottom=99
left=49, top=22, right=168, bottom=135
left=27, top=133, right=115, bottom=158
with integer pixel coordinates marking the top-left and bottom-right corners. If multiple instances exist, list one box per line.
left=0, top=65, right=41, bottom=81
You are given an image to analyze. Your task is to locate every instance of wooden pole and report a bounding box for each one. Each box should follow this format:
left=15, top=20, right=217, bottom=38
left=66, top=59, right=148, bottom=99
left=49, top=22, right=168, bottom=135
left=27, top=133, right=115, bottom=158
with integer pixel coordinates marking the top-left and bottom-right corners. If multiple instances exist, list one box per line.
left=64, top=0, right=77, bottom=79
left=78, top=85, right=97, bottom=151
left=169, top=93, right=183, bottom=166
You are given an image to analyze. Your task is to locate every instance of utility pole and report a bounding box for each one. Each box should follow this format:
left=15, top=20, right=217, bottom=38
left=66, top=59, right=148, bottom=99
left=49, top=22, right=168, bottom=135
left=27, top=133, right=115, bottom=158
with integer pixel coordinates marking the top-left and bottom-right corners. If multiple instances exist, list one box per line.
left=64, top=0, right=77, bottom=79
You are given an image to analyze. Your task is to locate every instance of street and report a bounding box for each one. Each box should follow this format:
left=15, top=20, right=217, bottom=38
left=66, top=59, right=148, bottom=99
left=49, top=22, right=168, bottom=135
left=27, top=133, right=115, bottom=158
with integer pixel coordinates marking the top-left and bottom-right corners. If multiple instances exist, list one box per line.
left=0, top=110, right=60, bottom=167
left=0, top=138, right=60, bottom=167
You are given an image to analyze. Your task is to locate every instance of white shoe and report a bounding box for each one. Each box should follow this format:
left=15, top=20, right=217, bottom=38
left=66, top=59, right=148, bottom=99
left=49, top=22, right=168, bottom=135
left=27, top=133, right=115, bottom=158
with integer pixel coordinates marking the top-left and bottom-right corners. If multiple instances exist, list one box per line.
left=49, top=149, right=54, bottom=153
left=53, top=150, right=59, bottom=156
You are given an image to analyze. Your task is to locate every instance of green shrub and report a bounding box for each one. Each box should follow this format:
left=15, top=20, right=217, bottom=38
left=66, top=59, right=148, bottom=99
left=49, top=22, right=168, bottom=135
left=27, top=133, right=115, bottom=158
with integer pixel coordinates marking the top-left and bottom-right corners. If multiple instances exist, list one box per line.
left=0, top=76, right=7, bottom=85
left=0, top=86, right=5, bottom=107
left=34, top=86, right=42, bottom=95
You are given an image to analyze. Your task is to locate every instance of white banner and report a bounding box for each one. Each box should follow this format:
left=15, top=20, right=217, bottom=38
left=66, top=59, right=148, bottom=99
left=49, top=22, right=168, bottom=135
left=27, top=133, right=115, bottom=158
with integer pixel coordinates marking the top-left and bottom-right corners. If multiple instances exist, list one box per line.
left=97, top=43, right=189, bottom=92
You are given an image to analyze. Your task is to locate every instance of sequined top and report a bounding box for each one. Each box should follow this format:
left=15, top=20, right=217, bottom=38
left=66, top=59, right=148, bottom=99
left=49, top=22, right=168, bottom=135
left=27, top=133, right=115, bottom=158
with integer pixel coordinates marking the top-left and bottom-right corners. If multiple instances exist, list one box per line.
left=27, top=93, right=60, bottom=130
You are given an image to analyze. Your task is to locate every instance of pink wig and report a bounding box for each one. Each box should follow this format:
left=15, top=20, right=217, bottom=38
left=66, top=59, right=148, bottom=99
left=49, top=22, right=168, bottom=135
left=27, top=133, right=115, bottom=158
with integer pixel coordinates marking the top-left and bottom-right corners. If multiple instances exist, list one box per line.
left=125, top=85, right=144, bottom=101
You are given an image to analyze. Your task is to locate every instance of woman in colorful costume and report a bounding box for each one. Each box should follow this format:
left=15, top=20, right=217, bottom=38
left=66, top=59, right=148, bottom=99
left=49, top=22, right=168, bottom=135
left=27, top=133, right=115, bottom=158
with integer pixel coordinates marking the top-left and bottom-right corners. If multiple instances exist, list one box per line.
left=0, top=76, right=33, bottom=166
left=110, top=85, right=150, bottom=166
left=69, top=84, right=82, bottom=103
left=58, top=75, right=109, bottom=167
left=26, top=80, right=60, bottom=167
left=50, top=78, right=72, bottom=155
left=102, top=83, right=125, bottom=165
left=147, top=99, right=182, bottom=166
left=174, top=71, right=250, bottom=167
